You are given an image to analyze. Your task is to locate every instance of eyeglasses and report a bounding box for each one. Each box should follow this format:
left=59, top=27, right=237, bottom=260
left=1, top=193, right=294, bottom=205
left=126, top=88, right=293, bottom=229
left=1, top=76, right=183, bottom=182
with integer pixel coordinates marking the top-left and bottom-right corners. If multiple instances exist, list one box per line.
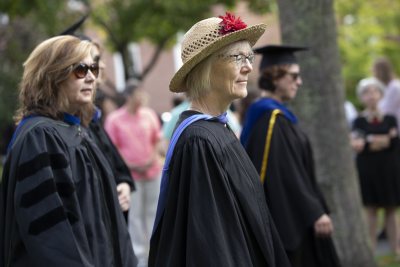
left=221, top=54, right=255, bottom=66
left=93, top=55, right=101, bottom=64
left=73, top=63, right=100, bottom=79
left=287, top=72, right=301, bottom=81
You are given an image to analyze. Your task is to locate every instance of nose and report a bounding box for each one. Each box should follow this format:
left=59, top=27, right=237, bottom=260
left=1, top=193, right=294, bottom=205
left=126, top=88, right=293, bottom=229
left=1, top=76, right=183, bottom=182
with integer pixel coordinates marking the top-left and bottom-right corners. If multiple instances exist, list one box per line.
left=86, top=70, right=96, bottom=81
left=241, top=60, right=253, bottom=73
left=297, top=76, right=303, bottom=85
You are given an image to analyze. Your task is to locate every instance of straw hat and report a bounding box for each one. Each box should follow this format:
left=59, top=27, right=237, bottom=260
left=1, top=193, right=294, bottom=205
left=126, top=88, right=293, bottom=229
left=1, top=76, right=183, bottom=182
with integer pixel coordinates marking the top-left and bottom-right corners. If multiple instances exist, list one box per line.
left=170, top=12, right=267, bottom=92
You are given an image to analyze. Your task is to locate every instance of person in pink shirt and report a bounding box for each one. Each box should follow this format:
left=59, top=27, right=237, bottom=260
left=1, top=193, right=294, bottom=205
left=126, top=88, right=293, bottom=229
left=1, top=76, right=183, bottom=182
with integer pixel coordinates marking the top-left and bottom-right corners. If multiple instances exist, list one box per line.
left=105, top=81, right=163, bottom=267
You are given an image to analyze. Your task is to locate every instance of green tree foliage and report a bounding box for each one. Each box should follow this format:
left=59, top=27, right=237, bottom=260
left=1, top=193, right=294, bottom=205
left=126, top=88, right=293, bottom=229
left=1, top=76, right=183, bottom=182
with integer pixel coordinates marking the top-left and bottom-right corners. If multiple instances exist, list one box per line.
left=335, top=0, right=400, bottom=107
left=0, top=0, right=82, bottom=36
left=0, top=16, right=48, bottom=153
left=0, top=18, right=48, bottom=119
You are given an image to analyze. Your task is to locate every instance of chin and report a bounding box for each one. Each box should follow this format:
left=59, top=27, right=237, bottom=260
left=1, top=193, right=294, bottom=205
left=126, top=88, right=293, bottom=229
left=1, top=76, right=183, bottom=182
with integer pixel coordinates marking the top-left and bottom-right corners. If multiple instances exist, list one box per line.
left=75, top=100, right=92, bottom=107
left=234, top=87, right=248, bottom=99
left=239, top=91, right=248, bottom=99
left=289, top=92, right=297, bottom=100
left=282, top=95, right=294, bottom=102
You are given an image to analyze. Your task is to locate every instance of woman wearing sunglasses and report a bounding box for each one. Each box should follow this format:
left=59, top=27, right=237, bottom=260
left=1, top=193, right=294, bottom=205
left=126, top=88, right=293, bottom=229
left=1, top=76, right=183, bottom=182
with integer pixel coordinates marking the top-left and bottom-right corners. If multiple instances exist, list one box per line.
left=0, top=35, right=137, bottom=267
left=241, top=45, right=341, bottom=267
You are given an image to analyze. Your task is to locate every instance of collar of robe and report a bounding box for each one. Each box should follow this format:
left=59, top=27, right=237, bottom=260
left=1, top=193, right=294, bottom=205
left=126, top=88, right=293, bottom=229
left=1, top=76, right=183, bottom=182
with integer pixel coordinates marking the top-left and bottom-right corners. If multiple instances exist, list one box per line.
left=63, top=113, right=81, bottom=125
left=240, top=97, right=298, bottom=147
left=7, top=113, right=81, bottom=155
left=207, top=112, right=229, bottom=124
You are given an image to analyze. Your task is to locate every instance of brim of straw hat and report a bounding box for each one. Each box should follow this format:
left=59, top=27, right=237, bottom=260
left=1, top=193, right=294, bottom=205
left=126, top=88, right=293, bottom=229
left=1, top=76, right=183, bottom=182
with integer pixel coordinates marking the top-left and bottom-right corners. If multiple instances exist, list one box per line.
left=169, top=23, right=267, bottom=93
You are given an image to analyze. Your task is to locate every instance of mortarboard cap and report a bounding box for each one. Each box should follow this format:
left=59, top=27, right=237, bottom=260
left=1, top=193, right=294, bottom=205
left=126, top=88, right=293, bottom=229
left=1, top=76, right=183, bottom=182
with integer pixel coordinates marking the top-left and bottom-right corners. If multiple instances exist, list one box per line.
left=59, top=14, right=90, bottom=40
left=254, top=45, right=308, bottom=70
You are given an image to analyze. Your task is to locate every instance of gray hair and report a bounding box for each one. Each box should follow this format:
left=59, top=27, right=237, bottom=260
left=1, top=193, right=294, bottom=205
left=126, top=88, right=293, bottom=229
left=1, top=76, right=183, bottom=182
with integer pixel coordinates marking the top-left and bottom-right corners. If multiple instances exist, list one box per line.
left=356, top=77, right=385, bottom=99
left=185, top=54, right=215, bottom=101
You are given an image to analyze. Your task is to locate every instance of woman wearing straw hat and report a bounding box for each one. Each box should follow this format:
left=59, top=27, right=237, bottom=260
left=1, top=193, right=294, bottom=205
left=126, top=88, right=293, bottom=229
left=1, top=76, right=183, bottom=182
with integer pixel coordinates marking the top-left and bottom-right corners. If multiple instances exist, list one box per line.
left=149, top=13, right=290, bottom=267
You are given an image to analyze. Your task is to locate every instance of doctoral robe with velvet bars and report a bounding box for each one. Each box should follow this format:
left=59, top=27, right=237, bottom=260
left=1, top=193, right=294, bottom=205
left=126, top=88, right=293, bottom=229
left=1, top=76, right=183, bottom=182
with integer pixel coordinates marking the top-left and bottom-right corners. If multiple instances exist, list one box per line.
left=0, top=116, right=137, bottom=267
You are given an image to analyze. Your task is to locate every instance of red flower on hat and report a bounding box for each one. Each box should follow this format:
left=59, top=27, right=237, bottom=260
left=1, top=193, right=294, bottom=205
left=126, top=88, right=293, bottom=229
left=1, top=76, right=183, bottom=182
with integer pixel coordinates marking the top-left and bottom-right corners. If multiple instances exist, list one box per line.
left=218, top=12, right=247, bottom=35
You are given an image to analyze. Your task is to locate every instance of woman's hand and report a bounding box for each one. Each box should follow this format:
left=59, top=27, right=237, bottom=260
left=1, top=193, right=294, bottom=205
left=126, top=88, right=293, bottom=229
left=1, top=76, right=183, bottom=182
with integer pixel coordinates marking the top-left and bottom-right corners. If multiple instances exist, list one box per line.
left=117, top=182, right=131, bottom=211
left=314, top=214, right=333, bottom=237
left=367, top=134, right=390, bottom=151
left=350, top=136, right=365, bottom=153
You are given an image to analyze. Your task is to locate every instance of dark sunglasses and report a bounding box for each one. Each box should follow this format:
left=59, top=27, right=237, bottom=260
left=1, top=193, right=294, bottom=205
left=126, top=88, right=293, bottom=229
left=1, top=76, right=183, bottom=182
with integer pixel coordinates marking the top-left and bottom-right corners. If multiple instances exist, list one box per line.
left=73, top=63, right=99, bottom=79
left=287, top=72, right=301, bottom=81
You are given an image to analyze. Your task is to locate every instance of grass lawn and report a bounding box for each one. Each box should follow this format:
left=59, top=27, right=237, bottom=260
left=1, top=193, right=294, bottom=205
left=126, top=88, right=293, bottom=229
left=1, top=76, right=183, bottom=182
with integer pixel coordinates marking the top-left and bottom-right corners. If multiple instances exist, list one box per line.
left=377, top=254, right=400, bottom=267
left=375, top=208, right=400, bottom=267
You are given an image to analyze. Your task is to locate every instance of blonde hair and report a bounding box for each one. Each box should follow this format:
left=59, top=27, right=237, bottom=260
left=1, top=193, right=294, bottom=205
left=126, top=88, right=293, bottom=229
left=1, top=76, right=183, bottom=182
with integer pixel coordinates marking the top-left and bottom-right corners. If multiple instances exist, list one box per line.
left=185, top=55, right=214, bottom=101
left=15, top=35, right=96, bottom=126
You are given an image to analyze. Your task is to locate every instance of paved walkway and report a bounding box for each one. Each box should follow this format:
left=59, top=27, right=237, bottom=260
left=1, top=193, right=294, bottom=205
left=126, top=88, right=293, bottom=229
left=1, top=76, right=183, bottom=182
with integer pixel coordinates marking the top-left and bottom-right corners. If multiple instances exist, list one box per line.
left=376, top=239, right=391, bottom=256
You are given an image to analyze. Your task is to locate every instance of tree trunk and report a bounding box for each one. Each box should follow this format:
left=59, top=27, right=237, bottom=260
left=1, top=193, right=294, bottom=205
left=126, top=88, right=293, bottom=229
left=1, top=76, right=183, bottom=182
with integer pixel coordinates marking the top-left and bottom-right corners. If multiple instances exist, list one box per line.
left=120, top=45, right=135, bottom=80
left=276, top=0, right=376, bottom=266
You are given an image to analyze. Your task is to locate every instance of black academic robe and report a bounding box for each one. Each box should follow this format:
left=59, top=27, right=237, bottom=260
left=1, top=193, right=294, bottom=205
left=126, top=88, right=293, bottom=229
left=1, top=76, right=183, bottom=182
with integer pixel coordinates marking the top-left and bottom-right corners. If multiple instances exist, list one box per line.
left=0, top=116, right=137, bottom=267
left=89, top=120, right=135, bottom=221
left=149, top=111, right=290, bottom=267
left=244, top=110, right=340, bottom=267
left=89, top=119, right=135, bottom=191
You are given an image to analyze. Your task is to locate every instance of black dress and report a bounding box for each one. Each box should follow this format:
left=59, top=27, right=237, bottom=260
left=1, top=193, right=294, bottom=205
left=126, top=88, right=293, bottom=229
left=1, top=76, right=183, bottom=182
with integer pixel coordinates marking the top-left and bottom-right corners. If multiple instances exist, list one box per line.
left=149, top=111, right=290, bottom=267
left=352, top=115, right=400, bottom=206
left=241, top=98, right=341, bottom=267
left=0, top=115, right=137, bottom=267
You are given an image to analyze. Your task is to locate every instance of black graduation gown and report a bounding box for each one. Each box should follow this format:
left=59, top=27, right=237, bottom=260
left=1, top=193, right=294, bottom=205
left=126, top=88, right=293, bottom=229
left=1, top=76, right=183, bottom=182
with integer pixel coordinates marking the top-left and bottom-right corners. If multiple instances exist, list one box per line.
left=89, top=119, right=135, bottom=221
left=0, top=116, right=137, bottom=267
left=244, top=110, right=340, bottom=267
left=149, top=111, right=290, bottom=267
